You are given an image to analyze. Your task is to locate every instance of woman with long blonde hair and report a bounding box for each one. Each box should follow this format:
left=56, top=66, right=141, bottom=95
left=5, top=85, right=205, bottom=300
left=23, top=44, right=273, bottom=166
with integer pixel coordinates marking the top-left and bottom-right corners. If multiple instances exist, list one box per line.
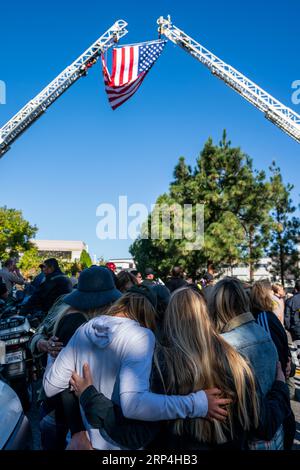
left=44, top=283, right=227, bottom=450
left=156, top=287, right=259, bottom=447
left=68, top=284, right=292, bottom=450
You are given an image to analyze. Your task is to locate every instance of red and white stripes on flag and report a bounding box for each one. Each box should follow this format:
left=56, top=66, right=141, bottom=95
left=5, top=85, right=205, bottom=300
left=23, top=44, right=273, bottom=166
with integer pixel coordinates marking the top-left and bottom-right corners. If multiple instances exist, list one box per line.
left=110, top=45, right=140, bottom=86
left=102, top=55, right=146, bottom=110
left=101, top=40, right=167, bottom=110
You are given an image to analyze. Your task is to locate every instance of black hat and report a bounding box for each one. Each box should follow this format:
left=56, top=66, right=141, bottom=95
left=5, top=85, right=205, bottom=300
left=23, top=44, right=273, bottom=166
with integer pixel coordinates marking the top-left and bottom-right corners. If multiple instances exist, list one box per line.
left=63, top=266, right=121, bottom=310
left=145, top=267, right=155, bottom=276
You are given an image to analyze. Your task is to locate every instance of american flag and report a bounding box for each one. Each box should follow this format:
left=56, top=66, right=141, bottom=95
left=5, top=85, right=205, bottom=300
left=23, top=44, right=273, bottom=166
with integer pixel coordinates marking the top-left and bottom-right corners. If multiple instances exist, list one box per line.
left=102, top=39, right=167, bottom=110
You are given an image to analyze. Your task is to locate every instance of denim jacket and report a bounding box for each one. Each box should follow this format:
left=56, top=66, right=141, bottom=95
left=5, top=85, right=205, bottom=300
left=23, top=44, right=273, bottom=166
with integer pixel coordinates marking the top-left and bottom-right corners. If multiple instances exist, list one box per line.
left=221, top=312, right=278, bottom=396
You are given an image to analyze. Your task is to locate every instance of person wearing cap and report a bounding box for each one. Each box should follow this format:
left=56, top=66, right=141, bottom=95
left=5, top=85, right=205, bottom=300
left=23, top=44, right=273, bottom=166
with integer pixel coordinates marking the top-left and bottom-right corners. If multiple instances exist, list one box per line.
left=52, top=266, right=122, bottom=346
left=21, top=258, right=72, bottom=315
left=142, top=268, right=156, bottom=287
left=38, top=266, right=122, bottom=450
left=165, top=266, right=187, bottom=293
left=105, top=262, right=118, bottom=286
left=106, top=262, right=117, bottom=273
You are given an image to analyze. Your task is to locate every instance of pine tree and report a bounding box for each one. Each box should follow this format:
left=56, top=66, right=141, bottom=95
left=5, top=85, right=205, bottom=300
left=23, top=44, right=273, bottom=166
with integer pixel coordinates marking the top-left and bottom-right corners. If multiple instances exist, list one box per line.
left=130, top=132, right=282, bottom=281
left=79, top=249, right=92, bottom=269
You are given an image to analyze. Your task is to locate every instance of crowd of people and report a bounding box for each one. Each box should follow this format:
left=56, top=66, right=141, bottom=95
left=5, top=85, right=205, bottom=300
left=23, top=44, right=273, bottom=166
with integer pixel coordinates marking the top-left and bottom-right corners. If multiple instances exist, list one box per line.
left=0, top=257, right=299, bottom=451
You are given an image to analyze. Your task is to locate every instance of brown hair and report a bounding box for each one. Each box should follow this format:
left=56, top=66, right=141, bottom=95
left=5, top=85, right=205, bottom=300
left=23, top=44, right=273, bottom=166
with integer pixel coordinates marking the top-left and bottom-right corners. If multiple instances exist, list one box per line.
left=208, top=277, right=250, bottom=332
left=106, top=291, right=157, bottom=331
left=116, top=270, right=138, bottom=293
left=250, top=280, right=274, bottom=315
left=272, top=283, right=285, bottom=297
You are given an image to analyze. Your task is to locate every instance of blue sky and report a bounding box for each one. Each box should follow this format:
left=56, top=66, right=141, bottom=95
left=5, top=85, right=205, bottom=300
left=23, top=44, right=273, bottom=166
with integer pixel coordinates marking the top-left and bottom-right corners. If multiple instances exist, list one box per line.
left=0, top=0, right=299, bottom=260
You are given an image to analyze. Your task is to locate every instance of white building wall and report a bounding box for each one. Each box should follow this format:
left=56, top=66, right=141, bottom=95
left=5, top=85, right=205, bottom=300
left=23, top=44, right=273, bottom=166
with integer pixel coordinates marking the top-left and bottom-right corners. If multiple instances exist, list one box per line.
left=32, top=240, right=88, bottom=261
left=108, top=258, right=136, bottom=272
left=71, top=250, right=82, bottom=261
left=221, top=257, right=271, bottom=281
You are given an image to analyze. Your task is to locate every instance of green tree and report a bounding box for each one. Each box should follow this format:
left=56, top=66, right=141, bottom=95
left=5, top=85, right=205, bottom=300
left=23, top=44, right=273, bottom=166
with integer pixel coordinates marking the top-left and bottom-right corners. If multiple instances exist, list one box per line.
left=130, top=131, right=275, bottom=281
left=268, top=163, right=300, bottom=285
left=19, top=247, right=44, bottom=278
left=79, top=249, right=92, bottom=269
left=194, top=131, right=275, bottom=280
left=0, top=206, right=37, bottom=260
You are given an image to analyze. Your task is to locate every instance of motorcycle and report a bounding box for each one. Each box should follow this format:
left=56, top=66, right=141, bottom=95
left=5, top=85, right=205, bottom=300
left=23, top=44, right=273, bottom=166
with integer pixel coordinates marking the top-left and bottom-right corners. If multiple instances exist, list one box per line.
left=0, top=288, right=47, bottom=410
left=0, top=314, right=36, bottom=411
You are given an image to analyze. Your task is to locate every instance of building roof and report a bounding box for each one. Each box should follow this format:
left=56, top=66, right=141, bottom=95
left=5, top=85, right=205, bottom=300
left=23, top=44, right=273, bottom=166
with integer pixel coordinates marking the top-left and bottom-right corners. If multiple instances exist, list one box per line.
left=109, top=258, right=135, bottom=262
left=32, top=240, right=87, bottom=251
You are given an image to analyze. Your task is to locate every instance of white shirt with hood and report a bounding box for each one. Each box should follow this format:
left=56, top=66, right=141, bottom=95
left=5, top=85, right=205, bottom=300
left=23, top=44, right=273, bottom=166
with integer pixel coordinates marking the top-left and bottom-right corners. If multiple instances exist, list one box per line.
left=43, top=315, right=208, bottom=449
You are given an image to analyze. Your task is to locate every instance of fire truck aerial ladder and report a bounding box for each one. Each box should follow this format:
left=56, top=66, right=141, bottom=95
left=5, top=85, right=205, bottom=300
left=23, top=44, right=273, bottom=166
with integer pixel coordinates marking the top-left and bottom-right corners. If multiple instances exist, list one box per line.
left=158, top=16, right=300, bottom=144
left=1, top=17, right=299, bottom=158
left=0, top=20, right=128, bottom=158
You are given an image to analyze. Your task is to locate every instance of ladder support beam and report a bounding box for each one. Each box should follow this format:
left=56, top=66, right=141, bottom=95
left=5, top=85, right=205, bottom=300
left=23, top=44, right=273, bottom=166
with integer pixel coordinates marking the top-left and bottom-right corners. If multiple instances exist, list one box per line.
left=0, top=20, right=128, bottom=157
left=157, top=16, right=300, bottom=143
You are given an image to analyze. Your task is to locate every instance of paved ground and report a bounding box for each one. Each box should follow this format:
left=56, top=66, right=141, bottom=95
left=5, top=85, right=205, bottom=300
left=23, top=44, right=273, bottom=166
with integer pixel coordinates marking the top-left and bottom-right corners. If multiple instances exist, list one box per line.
left=26, top=371, right=300, bottom=450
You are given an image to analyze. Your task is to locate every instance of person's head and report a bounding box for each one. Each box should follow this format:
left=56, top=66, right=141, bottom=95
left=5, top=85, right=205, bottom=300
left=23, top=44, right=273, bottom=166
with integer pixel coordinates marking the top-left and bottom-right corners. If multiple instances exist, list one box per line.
left=63, top=266, right=121, bottom=313
left=71, top=269, right=77, bottom=277
left=106, top=262, right=116, bottom=273
left=160, top=287, right=259, bottom=443
left=43, top=258, right=59, bottom=275
left=151, top=284, right=170, bottom=323
left=4, top=259, right=15, bottom=272
left=203, top=272, right=214, bottom=286
left=208, top=277, right=250, bottom=332
left=250, top=279, right=274, bottom=316
left=207, top=264, right=215, bottom=275
left=272, top=283, right=285, bottom=298
left=130, top=270, right=143, bottom=284
left=145, top=268, right=155, bottom=280
left=107, top=285, right=157, bottom=331
left=116, top=270, right=138, bottom=293
left=171, top=266, right=183, bottom=278
left=294, top=280, right=300, bottom=293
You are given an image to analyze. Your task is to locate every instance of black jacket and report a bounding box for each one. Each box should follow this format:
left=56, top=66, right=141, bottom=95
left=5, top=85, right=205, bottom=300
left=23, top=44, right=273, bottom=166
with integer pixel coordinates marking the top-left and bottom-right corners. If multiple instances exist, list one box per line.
left=255, top=310, right=290, bottom=374
left=285, top=292, right=300, bottom=340
left=165, top=277, right=187, bottom=293
left=78, top=359, right=292, bottom=450
left=21, top=269, right=72, bottom=314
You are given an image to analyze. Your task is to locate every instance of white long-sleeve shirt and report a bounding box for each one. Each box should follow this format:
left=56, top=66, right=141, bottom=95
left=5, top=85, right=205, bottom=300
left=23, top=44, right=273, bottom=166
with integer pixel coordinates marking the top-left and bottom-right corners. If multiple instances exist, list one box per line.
left=43, top=315, right=208, bottom=448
